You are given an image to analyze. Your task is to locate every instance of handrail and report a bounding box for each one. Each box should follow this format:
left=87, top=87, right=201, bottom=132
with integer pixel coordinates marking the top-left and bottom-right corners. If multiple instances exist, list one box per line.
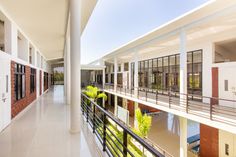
left=81, top=93, right=164, bottom=157
left=103, top=83, right=236, bottom=127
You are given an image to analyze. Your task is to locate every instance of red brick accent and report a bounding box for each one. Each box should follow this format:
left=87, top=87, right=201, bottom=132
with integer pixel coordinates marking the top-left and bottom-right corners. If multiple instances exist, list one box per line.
left=40, top=70, right=42, bottom=95
left=200, top=124, right=219, bottom=157
left=211, top=67, right=219, bottom=105
left=127, top=100, right=134, bottom=117
left=200, top=67, right=219, bottom=157
left=11, top=61, right=37, bottom=118
left=138, top=103, right=160, bottom=113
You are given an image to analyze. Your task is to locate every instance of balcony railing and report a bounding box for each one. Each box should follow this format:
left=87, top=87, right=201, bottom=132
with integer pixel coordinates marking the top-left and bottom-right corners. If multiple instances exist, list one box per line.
left=104, top=83, right=236, bottom=127
left=81, top=93, right=164, bottom=157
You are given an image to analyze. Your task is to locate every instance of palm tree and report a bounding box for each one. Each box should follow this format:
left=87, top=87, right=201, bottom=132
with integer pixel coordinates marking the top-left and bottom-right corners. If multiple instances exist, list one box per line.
left=84, top=85, right=107, bottom=103
left=133, top=108, right=152, bottom=157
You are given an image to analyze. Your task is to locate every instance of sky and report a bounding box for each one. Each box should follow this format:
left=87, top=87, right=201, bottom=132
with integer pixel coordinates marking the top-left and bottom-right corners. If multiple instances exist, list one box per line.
left=81, top=0, right=210, bottom=64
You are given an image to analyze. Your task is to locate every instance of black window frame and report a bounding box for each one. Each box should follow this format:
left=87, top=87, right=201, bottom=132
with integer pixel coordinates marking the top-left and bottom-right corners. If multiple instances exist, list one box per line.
left=14, top=63, right=26, bottom=101
left=30, top=68, right=36, bottom=93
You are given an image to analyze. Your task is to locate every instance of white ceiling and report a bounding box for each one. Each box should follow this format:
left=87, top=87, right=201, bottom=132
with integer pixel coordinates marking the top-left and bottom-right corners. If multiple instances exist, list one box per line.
left=0, top=0, right=97, bottom=60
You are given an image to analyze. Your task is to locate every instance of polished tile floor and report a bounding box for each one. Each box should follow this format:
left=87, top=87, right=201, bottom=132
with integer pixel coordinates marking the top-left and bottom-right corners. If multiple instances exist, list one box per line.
left=0, top=85, right=103, bottom=157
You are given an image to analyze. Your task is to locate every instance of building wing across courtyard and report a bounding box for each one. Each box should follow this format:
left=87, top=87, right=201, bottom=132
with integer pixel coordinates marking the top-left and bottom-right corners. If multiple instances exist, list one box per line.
left=0, top=1, right=236, bottom=157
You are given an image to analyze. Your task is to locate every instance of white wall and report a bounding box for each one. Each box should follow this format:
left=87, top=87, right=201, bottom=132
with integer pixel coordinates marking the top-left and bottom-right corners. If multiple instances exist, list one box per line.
left=219, top=130, right=236, bottom=157
left=217, top=63, right=236, bottom=107
left=17, top=33, right=29, bottom=62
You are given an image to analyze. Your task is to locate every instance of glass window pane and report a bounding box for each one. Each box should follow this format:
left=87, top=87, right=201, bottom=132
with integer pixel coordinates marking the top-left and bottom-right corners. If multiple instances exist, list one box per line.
left=176, top=55, right=180, bottom=65
left=169, top=56, right=175, bottom=66
left=193, top=50, right=202, bottom=63
left=149, top=60, right=152, bottom=68
left=163, top=57, right=168, bottom=66
left=187, top=52, right=192, bottom=63
left=153, top=59, right=157, bottom=68
left=22, top=75, right=25, bottom=97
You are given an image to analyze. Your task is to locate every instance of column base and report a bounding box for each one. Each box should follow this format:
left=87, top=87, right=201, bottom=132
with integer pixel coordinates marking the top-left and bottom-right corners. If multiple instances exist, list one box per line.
left=70, top=128, right=81, bottom=134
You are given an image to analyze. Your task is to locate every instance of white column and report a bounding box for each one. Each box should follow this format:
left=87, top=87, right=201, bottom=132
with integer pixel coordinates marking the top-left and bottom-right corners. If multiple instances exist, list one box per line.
left=114, top=58, right=118, bottom=91
left=179, top=29, right=187, bottom=103
left=128, top=62, right=132, bottom=89
left=64, top=49, right=67, bottom=96
left=66, top=38, right=71, bottom=105
left=5, top=20, right=17, bottom=57
left=36, top=69, right=40, bottom=98
left=122, top=98, right=127, bottom=109
left=102, top=61, right=106, bottom=88
left=179, top=117, right=187, bottom=157
left=70, top=0, right=81, bottom=133
left=114, top=95, right=118, bottom=116
left=179, top=28, right=188, bottom=157
left=102, top=61, right=106, bottom=108
left=42, top=72, right=44, bottom=93
left=134, top=52, right=139, bottom=97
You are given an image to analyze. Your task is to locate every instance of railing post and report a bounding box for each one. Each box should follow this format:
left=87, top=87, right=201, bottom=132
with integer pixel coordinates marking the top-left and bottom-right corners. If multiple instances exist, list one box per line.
left=186, top=94, right=189, bottom=113
left=169, top=91, right=171, bottom=108
left=82, top=96, right=84, bottom=115
left=138, top=88, right=139, bottom=98
left=86, top=102, right=89, bottom=122
left=156, top=90, right=158, bottom=104
left=146, top=89, right=148, bottom=101
left=102, top=112, right=106, bottom=152
left=210, top=100, right=213, bottom=120
left=93, top=103, right=96, bottom=133
left=123, top=130, right=128, bottom=157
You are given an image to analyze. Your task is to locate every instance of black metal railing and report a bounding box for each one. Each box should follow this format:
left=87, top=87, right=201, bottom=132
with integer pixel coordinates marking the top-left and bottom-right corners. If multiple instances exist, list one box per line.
left=104, top=83, right=236, bottom=127
left=81, top=93, right=164, bottom=157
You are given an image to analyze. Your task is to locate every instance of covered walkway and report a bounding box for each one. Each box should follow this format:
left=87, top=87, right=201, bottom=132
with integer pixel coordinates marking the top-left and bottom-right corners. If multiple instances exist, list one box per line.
left=0, top=85, right=102, bottom=157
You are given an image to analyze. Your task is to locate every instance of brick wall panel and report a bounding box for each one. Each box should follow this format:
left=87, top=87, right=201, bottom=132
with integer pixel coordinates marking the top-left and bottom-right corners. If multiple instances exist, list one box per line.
left=11, top=61, right=37, bottom=118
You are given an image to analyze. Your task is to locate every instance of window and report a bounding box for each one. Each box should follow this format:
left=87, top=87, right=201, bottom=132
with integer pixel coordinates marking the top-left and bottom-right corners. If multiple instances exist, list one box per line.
left=135, top=50, right=202, bottom=97
left=44, top=72, right=49, bottom=91
left=225, top=80, right=229, bottom=91
left=30, top=68, right=36, bottom=93
left=225, top=143, right=229, bottom=156
left=187, top=50, right=202, bottom=97
left=118, top=65, right=121, bottom=72
left=29, top=47, right=32, bottom=64
left=124, top=63, right=129, bottom=71
left=105, top=74, right=108, bottom=83
left=14, top=63, right=26, bottom=101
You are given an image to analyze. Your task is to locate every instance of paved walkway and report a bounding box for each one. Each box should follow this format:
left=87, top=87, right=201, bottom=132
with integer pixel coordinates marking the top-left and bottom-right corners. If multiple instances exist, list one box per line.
left=0, top=85, right=101, bottom=157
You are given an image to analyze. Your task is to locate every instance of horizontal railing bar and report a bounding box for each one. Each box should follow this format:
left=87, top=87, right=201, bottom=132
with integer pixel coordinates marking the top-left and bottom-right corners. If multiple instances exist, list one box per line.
left=82, top=93, right=164, bottom=157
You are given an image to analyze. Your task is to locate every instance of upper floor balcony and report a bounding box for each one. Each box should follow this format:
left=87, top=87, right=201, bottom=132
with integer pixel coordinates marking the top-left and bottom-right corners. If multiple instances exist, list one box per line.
left=103, top=83, right=236, bottom=134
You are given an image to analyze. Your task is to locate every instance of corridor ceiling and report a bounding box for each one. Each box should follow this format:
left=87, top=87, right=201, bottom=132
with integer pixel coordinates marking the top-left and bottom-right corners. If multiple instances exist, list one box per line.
left=0, top=0, right=97, bottom=60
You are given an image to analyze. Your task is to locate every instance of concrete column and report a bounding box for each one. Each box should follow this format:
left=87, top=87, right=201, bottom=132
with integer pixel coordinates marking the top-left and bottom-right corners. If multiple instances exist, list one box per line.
left=179, top=28, right=188, bottom=157
left=66, top=38, right=71, bottom=105
left=102, top=61, right=106, bottom=88
left=114, top=58, right=118, bottom=91
left=5, top=19, right=17, bottom=57
left=179, top=117, right=187, bottom=157
left=122, top=98, right=127, bottom=109
left=36, top=69, right=40, bottom=98
left=114, top=95, right=118, bottom=116
left=134, top=52, right=139, bottom=97
left=102, top=61, right=106, bottom=108
left=70, top=0, right=81, bottom=133
left=64, top=49, right=67, bottom=96
left=128, top=62, right=132, bottom=89
left=42, top=72, right=44, bottom=94
left=179, top=29, right=187, bottom=103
